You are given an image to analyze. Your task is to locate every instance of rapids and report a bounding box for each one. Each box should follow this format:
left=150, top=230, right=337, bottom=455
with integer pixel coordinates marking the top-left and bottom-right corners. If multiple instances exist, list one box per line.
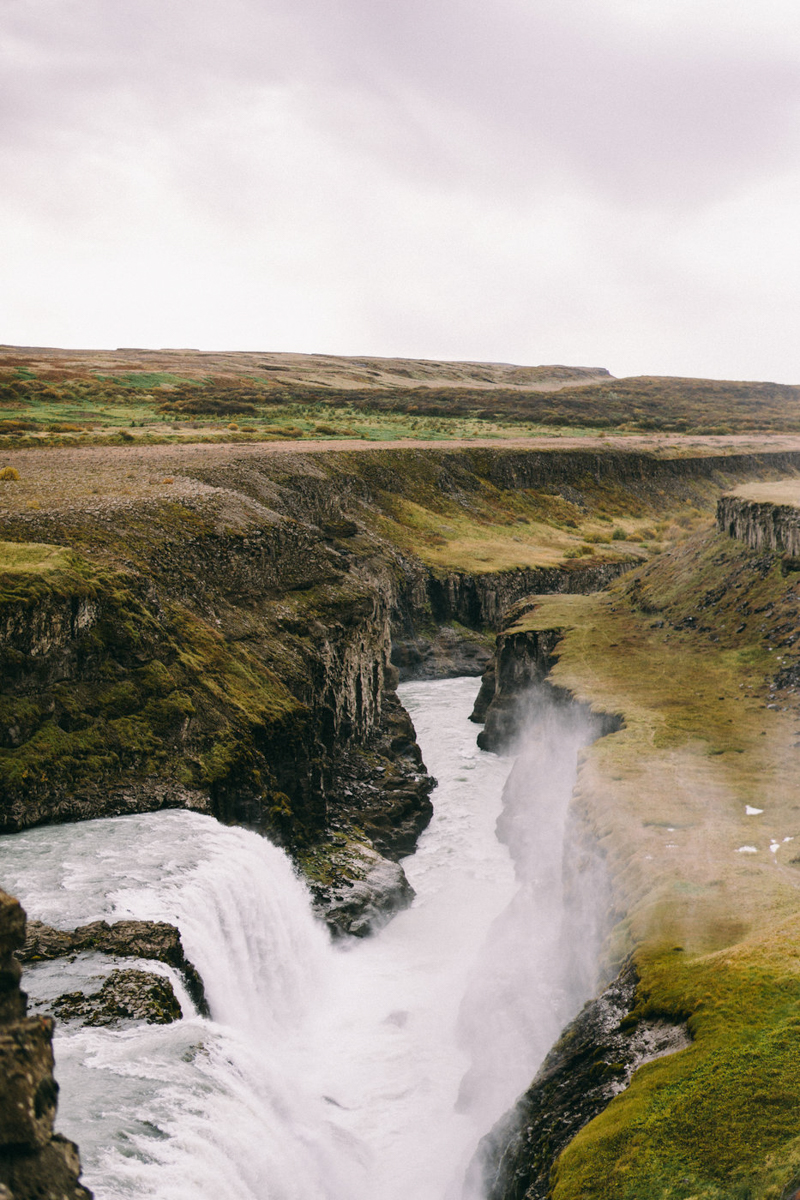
left=0, top=677, right=595, bottom=1200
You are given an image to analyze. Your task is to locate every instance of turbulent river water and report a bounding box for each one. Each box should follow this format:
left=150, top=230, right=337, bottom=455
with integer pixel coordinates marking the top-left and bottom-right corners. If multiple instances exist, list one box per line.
left=0, top=677, right=594, bottom=1200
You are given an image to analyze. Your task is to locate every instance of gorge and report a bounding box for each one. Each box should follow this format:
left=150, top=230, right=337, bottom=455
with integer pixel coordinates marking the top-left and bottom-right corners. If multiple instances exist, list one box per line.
left=5, top=426, right=800, bottom=1198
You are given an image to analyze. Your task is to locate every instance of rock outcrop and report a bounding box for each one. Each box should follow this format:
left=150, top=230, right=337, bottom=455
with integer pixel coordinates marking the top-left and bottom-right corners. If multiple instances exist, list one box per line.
left=52, top=969, right=182, bottom=1027
left=19, top=918, right=208, bottom=1017
left=470, top=962, right=690, bottom=1200
left=0, top=888, right=92, bottom=1200
left=472, top=617, right=622, bottom=753
left=302, top=838, right=416, bottom=938
left=717, top=491, right=800, bottom=556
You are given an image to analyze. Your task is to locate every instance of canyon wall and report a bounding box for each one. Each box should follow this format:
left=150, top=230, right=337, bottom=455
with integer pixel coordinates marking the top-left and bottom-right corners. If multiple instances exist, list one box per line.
left=717, top=491, right=800, bottom=556
left=0, top=888, right=91, bottom=1200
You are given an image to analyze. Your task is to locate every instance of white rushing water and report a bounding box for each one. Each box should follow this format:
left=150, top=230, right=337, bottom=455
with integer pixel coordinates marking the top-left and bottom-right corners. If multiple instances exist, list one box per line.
left=0, top=677, right=595, bottom=1200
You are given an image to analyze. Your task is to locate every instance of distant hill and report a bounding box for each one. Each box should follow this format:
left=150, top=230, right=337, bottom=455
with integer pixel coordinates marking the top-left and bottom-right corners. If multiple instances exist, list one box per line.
left=0, top=345, right=611, bottom=393
left=2, top=345, right=800, bottom=434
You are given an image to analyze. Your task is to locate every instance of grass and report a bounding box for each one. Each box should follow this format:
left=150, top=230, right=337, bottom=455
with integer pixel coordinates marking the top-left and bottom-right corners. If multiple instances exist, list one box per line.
left=506, top=529, right=800, bottom=1196
left=0, top=537, right=307, bottom=839
left=554, top=932, right=800, bottom=1199
left=0, top=367, right=617, bottom=446
left=9, top=350, right=800, bottom=446
left=0, top=539, right=72, bottom=575
left=312, top=449, right=710, bottom=575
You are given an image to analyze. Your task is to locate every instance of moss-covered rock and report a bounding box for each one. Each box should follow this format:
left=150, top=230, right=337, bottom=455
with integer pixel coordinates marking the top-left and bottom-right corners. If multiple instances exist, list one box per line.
left=53, top=969, right=182, bottom=1026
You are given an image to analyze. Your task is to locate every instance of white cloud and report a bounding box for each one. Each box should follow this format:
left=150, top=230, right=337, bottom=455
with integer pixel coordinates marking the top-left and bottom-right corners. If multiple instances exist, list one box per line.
left=3, top=0, right=800, bottom=380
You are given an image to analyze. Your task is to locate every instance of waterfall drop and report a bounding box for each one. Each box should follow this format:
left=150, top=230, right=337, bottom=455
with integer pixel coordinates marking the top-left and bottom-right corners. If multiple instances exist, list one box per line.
left=1, top=677, right=598, bottom=1200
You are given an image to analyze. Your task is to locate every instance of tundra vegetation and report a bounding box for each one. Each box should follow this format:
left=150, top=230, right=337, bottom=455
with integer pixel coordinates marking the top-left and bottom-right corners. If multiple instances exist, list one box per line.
left=4, top=345, right=800, bottom=446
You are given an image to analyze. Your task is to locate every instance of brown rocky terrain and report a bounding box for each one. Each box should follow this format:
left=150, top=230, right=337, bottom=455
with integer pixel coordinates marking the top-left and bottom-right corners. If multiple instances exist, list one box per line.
left=0, top=889, right=92, bottom=1200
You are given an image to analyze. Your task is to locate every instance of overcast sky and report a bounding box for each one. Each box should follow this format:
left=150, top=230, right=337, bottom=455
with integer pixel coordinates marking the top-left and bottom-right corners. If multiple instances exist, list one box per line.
left=3, top=0, right=800, bottom=381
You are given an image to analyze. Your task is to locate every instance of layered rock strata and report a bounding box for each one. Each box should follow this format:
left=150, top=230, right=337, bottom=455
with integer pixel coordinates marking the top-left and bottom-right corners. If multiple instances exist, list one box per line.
left=0, top=888, right=92, bottom=1200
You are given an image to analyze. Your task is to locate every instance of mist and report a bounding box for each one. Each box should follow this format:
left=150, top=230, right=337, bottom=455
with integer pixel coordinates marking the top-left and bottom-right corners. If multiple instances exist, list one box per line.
left=3, top=676, right=614, bottom=1200
left=453, top=685, right=611, bottom=1197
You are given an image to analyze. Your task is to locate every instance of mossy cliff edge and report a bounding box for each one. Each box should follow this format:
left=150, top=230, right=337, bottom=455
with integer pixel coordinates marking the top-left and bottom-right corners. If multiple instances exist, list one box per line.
left=476, top=484, right=800, bottom=1200
left=1, top=443, right=800, bottom=932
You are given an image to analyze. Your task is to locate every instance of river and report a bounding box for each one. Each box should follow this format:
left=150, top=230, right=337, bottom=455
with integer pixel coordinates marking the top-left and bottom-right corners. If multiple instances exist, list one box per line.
left=0, top=676, right=594, bottom=1200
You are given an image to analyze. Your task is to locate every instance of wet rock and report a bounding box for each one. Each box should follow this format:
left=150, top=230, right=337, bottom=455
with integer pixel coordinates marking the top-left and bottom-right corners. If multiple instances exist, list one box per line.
left=20, top=918, right=209, bottom=1017
left=470, top=962, right=690, bottom=1200
left=301, top=839, right=415, bottom=938
left=53, top=969, right=182, bottom=1027
left=475, top=627, right=622, bottom=753
left=468, top=659, right=496, bottom=724
left=391, top=624, right=493, bottom=681
left=0, top=888, right=92, bottom=1199
left=324, top=688, right=435, bottom=865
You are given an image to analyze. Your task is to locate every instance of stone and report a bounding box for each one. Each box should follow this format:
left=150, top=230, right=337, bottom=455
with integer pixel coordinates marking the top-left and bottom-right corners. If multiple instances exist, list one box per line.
left=0, top=889, right=92, bottom=1198
left=20, top=918, right=209, bottom=1017
left=469, top=962, right=690, bottom=1200
left=0, top=1016, right=57, bottom=1148
left=53, top=969, right=182, bottom=1027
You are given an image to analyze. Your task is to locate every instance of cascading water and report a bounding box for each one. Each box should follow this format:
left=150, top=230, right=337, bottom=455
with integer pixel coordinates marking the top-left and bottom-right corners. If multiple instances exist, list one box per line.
left=0, top=677, right=600, bottom=1200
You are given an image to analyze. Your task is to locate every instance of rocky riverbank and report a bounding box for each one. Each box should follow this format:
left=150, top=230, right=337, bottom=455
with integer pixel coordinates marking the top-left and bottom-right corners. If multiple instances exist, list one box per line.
left=19, top=917, right=208, bottom=1017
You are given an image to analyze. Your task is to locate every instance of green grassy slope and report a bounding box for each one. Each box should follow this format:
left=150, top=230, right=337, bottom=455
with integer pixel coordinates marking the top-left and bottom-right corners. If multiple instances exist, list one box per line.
left=509, top=528, right=800, bottom=1198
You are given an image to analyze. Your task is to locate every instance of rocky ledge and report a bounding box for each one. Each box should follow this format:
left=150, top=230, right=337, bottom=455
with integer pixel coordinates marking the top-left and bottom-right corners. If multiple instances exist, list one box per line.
left=470, top=962, right=690, bottom=1200
left=52, top=969, right=182, bottom=1027
left=19, top=917, right=208, bottom=1017
left=718, top=488, right=800, bottom=557
left=0, top=888, right=92, bottom=1200
left=299, top=837, right=415, bottom=938
left=471, top=614, right=622, bottom=753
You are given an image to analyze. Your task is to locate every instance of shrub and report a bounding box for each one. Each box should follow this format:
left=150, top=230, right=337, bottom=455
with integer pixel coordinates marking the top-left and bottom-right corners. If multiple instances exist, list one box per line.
left=0, top=467, right=20, bottom=481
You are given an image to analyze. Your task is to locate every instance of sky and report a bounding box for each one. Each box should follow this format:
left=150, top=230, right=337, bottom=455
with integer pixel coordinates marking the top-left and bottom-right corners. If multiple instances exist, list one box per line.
left=3, top=0, right=800, bottom=381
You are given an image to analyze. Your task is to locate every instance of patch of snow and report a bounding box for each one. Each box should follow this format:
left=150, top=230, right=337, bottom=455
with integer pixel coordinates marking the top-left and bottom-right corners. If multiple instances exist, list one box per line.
left=736, top=846, right=758, bottom=853
left=745, top=806, right=764, bottom=815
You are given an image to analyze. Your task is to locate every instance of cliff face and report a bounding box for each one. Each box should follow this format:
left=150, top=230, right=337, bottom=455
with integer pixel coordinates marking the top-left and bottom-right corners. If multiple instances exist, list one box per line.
left=471, top=619, right=622, bottom=753
left=717, top=490, right=800, bottom=556
left=0, top=446, right=652, bottom=851
left=1, top=444, right=797, bottom=928
left=471, top=963, right=689, bottom=1200
left=0, top=888, right=92, bottom=1200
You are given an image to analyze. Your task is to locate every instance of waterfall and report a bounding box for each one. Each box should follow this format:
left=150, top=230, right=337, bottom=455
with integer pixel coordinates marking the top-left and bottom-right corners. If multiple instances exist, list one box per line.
left=0, top=677, right=598, bottom=1200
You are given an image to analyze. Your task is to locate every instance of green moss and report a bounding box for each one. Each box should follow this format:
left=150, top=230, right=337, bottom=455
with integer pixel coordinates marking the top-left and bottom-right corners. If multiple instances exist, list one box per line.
left=555, top=933, right=800, bottom=1199
left=0, top=539, right=99, bottom=604
left=511, top=529, right=800, bottom=1196
left=0, top=539, right=303, bottom=828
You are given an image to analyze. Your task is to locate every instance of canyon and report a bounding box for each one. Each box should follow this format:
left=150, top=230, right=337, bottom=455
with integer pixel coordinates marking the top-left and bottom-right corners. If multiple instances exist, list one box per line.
left=3, top=427, right=800, bottom=1198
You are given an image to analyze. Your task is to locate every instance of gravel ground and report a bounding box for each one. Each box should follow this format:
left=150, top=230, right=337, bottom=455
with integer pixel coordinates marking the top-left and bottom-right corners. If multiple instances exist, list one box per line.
left=1, top=433, right=800, bottom=519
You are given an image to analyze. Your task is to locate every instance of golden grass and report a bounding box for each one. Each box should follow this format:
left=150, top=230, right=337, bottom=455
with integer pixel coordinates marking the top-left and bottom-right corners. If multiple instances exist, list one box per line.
left=0, top=539, right=73, bottom=575
left=508, top=536, right=800, bottom=1196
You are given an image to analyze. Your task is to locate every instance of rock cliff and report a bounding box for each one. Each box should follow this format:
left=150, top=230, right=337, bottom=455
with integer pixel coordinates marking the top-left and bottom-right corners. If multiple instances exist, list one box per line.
left=470, top=962, right=689, bottom=1200
left=0, top=888, right=92, bottom=1200
left=717, top=487, right=800, bottom=556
